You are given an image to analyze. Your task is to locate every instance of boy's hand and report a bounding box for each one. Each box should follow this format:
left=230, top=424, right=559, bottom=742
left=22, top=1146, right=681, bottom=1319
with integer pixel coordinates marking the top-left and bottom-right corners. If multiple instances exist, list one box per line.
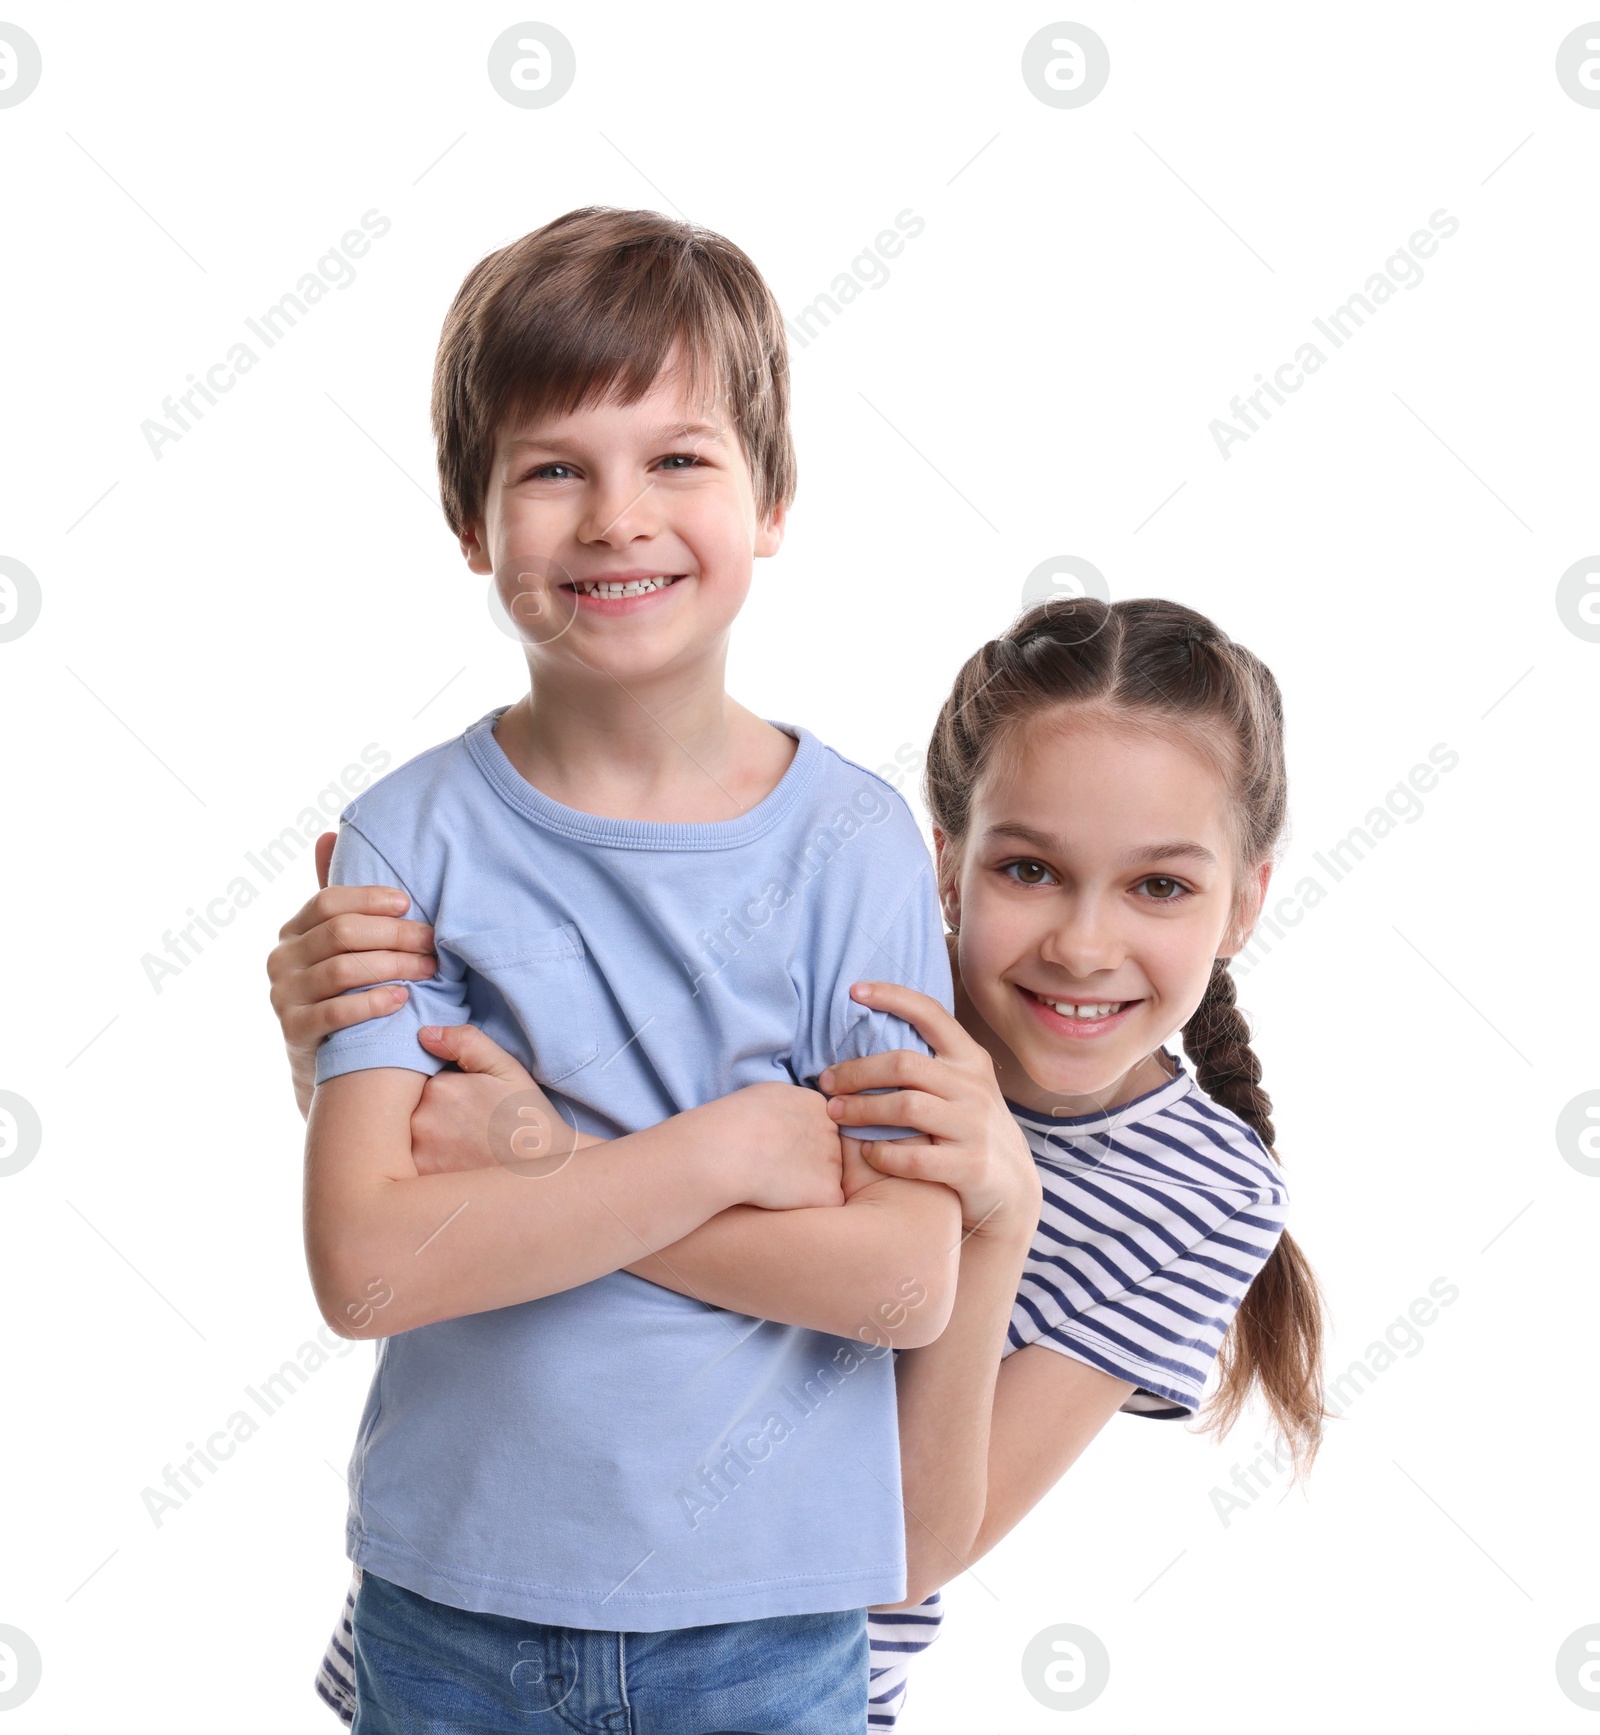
left=838, top=1134, right=881, bottom=1202
left=819, top=982, right=1042, bottom=1243
left=275, top=839, right=843, bottom=1209
left=409, top=1025, right=589, bottom=1175
left=412, top=1032, right=838, bottom=1204
left=268, top=831, right=438, bottom=1117
left=715, top=1083, right=846, bottom=1212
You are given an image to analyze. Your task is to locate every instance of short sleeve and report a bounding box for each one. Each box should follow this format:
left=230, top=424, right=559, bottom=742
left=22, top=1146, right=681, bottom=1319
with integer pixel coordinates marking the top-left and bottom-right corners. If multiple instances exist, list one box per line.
left=804, top=861, right=954, bottom=1143
left=1011, top=1187, right=1288, bottom=1419
left=313, top=819, right=471, bottom=1086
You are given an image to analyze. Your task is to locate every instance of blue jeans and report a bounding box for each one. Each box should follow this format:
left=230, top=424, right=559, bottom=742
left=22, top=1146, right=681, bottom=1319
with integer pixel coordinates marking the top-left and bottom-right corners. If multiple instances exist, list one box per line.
left=349, top=1570, right=868, bottom=1734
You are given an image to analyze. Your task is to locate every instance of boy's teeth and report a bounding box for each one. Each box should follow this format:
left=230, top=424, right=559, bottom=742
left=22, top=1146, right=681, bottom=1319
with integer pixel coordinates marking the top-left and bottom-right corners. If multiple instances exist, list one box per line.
left=1046, top=999, right=1126, bottom=1019
left=576, top=575, right=675, bottom=598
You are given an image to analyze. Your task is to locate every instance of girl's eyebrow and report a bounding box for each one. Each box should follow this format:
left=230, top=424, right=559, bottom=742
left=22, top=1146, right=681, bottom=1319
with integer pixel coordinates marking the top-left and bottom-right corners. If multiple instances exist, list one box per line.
left=1120, top=839, right=1218, bottom=867
left=982, top=822, right=1060, bottom=851
left=982, top=822, right=1217, bottom=868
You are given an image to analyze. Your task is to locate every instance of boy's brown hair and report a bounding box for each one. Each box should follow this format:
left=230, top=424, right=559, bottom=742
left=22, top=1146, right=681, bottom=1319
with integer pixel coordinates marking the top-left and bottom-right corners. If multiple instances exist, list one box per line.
left=432, top=206, right=796, bottom=542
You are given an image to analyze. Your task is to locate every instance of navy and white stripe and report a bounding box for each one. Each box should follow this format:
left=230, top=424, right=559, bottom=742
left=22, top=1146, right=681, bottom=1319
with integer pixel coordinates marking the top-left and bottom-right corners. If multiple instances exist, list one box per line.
left=862, top=1053, right=1288, bottom=1729
left=867, top=1590, right=944, bottom=1727
left=315, top=1053, right=1287, bottom=1730
left=314, top=1571, right=358, bottom=1724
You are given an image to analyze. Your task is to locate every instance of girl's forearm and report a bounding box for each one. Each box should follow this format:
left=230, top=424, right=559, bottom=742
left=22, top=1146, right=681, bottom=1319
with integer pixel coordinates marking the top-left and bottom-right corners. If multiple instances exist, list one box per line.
left=874, top=1227, right=1033, bottom=1610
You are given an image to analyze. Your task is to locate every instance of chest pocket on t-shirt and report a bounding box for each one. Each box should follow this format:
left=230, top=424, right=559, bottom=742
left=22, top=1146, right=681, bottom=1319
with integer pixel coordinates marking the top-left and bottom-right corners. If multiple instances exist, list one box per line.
left=444, top=923, right=601, bottom=1083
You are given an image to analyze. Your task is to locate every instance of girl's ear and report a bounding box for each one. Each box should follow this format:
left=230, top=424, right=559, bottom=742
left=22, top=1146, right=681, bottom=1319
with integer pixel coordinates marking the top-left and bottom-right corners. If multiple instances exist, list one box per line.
left=1221, top=860, right=1273, bottom=958
left=932, top=827, right=961, bottom=932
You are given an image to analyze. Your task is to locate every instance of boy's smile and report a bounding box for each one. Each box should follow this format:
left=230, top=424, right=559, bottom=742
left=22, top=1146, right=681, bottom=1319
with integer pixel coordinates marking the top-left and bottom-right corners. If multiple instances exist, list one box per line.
left=567, top=571, right=685, bottom=610
left=451, top=335, right=798, bottom=823
left=942, top=711, right=1270, bottom=1119
left=461, top=346, right=785, bottom=691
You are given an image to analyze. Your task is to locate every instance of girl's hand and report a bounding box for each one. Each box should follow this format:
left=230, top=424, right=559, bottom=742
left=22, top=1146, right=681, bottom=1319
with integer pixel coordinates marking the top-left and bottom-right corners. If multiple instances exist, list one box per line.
left=818, top=982, right=1042, bottom=1243
left=268, top=831, right=438, bottom=1116
left=409, top=1025, right=590, bottom=1175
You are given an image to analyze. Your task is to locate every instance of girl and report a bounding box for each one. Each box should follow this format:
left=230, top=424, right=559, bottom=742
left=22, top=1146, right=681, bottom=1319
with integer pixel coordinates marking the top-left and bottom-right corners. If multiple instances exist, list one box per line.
left=270, top=595, right=1327, bottom=1729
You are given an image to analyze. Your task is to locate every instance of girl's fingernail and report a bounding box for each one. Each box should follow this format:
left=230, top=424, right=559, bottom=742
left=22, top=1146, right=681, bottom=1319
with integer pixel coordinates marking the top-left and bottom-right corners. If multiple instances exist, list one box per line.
left=386, top=986, right=408, bottom=1003
left=854, top=983, right=873, bottom=1000
left=419, top=1024, right=439, bottom=1039
left=818, top=1069, right=834, bottom=1091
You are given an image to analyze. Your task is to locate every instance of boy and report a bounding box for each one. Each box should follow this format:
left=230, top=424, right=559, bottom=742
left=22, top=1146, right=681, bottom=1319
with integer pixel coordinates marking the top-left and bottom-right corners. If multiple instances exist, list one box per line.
left=300, top=206, right=961, bottom=1732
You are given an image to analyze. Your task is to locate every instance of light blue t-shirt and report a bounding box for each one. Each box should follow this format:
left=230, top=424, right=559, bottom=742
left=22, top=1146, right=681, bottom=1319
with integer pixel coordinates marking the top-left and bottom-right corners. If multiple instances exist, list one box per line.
left=314, top=705, right=952, bottom=1630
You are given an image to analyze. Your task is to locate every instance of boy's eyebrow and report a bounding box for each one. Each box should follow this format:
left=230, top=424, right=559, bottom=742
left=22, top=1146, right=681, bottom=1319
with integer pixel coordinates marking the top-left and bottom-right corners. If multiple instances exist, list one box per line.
left=658, top=420, right=725, bottom=443
left=983, top=822, right=1218, bottom=867
left=506, top=420, right=726, bottom=451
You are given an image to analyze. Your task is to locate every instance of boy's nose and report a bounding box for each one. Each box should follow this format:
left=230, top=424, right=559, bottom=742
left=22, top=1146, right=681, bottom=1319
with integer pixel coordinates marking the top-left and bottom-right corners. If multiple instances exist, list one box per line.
left=578, top=479, right=661, bottom=545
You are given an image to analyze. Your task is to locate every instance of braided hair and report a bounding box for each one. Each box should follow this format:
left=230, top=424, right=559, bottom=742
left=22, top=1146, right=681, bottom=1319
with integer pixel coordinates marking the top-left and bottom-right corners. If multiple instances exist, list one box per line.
left=924, top=596, right=1329, bottom=1480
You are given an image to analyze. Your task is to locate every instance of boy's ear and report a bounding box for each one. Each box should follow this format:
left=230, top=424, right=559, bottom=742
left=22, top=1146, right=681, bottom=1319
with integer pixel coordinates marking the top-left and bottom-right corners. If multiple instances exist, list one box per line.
left=753, top=496, right=788, bottom=560
left=460, top=519, right=493, bottom=575
left=1221, top=860, right=1272, bottom=958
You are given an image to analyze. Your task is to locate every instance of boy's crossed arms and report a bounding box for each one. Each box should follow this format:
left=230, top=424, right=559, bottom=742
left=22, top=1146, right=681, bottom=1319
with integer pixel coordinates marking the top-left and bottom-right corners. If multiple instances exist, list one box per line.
left=297, top=881, right=962, bottom=1349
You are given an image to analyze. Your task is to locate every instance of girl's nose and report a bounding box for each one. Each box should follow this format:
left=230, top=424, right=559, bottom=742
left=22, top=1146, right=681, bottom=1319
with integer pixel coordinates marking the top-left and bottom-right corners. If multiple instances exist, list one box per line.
left=1037, top=899, right=1126, bottom=978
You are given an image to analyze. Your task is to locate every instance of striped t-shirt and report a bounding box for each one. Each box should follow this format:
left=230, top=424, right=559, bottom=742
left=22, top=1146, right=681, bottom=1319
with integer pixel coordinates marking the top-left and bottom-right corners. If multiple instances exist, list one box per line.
left=314, top=1053, right=1288, bottom=1730
left=864, top=1053, right=1288, bottom=1729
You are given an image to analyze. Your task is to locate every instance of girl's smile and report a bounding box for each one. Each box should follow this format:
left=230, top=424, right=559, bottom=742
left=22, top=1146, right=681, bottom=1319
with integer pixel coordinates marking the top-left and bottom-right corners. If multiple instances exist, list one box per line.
left=941, top=710, right=1270, bottom=1120
left=1016, top=985, right=1143, bottom=1040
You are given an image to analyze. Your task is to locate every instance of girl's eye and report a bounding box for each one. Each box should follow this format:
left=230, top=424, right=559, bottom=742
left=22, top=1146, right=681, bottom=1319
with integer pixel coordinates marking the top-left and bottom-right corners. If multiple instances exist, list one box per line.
left=525, top=462, right=576, bottom=482
left=658, top=452, right=703, bottom=471
left=1001, top=859, right=1056, bottom=887
left=1137, top=876, right=1189, bottom=902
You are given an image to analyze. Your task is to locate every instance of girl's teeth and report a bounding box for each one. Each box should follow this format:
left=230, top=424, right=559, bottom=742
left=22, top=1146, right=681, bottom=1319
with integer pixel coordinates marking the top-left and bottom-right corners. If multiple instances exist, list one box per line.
left=1046, top=999, right=1126, bottom=1019
left=577, top=576, right=676, bottom=598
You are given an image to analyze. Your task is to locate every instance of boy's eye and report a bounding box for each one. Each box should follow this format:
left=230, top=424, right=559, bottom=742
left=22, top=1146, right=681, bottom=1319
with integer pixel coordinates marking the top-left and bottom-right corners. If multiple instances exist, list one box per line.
left=524, top=462, right=577, bottom=481
left=1137, top=875, right=1188, bottom=901
left=1001, top=859, right=1055, bottom=887
left=658, top=452, right=704, bottom=471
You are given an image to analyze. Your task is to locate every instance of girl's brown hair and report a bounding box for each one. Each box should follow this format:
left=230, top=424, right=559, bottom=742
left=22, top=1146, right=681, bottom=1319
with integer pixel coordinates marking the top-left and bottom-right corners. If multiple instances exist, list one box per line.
left=432, top=206, right=795, bottom=542
left=925, top=594, right=1330, bottom=1480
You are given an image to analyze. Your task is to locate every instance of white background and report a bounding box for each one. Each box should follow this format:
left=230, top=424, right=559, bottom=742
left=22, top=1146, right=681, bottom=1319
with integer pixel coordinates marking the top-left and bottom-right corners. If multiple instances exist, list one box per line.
left=2, top=3, right=1596, bottom=1729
